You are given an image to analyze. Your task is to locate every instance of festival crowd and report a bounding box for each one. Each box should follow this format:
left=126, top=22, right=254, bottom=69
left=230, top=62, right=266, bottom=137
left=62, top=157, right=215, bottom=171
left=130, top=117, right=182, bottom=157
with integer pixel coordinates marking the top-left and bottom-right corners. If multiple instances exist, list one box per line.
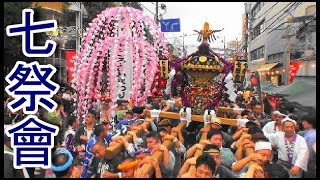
left=4, top=84, right=316, bottom=178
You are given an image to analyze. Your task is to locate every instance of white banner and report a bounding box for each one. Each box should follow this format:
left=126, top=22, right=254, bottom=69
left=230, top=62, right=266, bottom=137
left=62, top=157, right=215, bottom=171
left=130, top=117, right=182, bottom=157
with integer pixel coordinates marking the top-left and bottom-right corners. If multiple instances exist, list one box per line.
left=117, top=16, right=133, bottom=101
left=165, top=69, right=176, bottom=94
left=179, top=107, right=192, bottom=127
left=118, top=42, right=133, bottom=100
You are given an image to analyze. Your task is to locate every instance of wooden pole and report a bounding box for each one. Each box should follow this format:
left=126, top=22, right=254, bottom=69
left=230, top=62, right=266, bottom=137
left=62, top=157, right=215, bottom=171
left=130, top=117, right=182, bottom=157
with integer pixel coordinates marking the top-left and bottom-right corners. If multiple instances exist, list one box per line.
left=194, top=124, right=210, bottom=158
left=216, top=107, right=238, bottom=113
left=104, top=106, right=171, bottom=159
left=135, top=121, right=187, bottom=177
left=144, top=110, right=238, bottom=126
left=185, top=124, right=210, bottom=175
left=104, top=117, right=153, bottom=159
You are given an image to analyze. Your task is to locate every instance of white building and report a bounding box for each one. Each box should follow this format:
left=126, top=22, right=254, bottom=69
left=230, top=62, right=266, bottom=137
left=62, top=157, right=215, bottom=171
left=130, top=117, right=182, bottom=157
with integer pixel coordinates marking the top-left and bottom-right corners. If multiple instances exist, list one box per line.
left=244, top=2, right=316, bottom=86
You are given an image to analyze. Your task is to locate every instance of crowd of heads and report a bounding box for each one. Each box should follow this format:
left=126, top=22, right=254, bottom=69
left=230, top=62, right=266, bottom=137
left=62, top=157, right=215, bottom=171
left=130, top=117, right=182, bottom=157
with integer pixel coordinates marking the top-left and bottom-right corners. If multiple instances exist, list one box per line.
left=3, top=86, right=316, bottom=178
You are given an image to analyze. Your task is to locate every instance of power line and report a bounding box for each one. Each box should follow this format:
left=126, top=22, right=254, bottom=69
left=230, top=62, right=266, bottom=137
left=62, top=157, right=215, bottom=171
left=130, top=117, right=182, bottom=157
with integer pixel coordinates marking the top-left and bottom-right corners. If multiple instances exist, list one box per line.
left=262, top=2, right=298, bottom=26
left=251, top=2, right=300, bottom=37
left=265, top=2, right=302, bottom=34
left=249, top=2, right=297, bottom=33
left=263, top=31, right=283, bottom=50
left=138, top=3, right=177, bottom=47
left=166, top=33, right=198, bottom=39
left=268, top=5, right=316, bottom=34
left=140, top=2, right=190, bottom=49
left=249, top=26, right=300, bottom=62
left=139, top=2, right=155, bottom=15
left=252, top=2, right=279, bottom=21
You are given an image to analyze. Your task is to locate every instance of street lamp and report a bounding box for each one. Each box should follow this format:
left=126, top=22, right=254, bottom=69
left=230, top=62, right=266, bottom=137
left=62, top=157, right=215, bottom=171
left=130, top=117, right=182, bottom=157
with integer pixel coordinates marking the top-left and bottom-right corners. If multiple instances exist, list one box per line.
left=159, top=3, right=167, bottom=20
left=182, top=33, right=188, bottom=57
left=155, top=3, right=167, bottom=24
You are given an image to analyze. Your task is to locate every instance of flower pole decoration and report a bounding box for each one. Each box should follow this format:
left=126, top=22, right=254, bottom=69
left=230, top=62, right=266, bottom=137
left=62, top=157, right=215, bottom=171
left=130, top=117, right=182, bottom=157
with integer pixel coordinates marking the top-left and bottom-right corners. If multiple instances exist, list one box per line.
left=71, top=7, right=168, bottom=120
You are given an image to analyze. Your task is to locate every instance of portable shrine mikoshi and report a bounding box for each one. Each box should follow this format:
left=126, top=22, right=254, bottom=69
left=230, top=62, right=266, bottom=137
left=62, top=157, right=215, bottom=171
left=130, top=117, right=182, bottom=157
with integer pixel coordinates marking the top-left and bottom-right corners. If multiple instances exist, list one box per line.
left=165, top=22, right=236, bottom=116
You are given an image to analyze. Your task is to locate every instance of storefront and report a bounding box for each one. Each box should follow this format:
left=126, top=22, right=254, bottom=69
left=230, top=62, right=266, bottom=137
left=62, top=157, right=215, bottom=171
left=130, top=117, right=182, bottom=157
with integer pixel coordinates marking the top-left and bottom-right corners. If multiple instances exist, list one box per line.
left=247, top=58, right=266, bottom=73
left=257, top=63, right=284, bottom=86
left=295, top=59, right=316, bottom=77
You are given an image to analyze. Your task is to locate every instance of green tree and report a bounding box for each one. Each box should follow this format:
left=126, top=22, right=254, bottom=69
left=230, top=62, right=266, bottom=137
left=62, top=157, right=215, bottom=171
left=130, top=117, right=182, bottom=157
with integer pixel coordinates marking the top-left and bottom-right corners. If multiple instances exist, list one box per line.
left=4, top=2, right=50, bottom=71
left=4, top=2, right=32, bottom=70
left=82, top=2, right=117, bottom=29
left=121, top=2, right=143, bottom=11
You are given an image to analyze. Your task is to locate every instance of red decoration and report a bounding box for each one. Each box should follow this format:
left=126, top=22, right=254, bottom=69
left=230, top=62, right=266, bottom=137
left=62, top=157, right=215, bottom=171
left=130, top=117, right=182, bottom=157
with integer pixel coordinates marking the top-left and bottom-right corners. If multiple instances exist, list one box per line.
left=288, top=61, right=302, bottom=83
left=159, top=78, right=167, bottom=87
left=250, top=76, right=258, bottom=85
left=65, top=50, right=76, bottom=84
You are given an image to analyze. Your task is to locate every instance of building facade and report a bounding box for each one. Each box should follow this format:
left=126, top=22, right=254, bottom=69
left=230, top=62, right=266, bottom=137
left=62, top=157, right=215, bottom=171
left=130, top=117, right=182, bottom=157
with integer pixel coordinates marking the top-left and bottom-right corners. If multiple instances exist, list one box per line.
left=244, top=2, right=316, bottom=86
left=31, top=2, right=88, bottom=86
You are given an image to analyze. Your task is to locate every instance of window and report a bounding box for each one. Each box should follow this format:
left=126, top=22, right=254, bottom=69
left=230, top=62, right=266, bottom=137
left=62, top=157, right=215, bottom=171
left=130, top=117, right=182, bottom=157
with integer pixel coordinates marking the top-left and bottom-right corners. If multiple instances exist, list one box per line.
left=306, top=5, right=316, bottom=16
left=291, top=51, right=303, bottom=60
left=251, top=2, right=265, bottom=17
left=250, top=46, right=265, bottom=61
left=252, top=20, right=265, bottom=39
left=259, top=21, right=265, bottom=33
left=268, top=52, right=284, bottom=61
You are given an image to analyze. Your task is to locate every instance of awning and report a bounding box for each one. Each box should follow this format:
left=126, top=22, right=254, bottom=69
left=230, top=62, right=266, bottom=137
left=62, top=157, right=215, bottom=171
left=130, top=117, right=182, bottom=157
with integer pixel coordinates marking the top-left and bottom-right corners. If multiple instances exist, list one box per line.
left=248, top=58, right=266, bottom=72
left=257, top=63, right=279, bottom=71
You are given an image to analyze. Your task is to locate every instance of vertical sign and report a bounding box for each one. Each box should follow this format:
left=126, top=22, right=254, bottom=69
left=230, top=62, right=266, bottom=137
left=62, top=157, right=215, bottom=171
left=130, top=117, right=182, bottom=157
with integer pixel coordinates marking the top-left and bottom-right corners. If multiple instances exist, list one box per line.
left=289, top=61, right=302, bottom=83
left=250, top=71, right=263, bottom=104
left=65, top=50, right=76, bottom=84
left=117, top=17, right=132, bottom=101
left=159, top=60, right=169, bottom=79
left=120, top=43, right=133, bottom=100
left=233, top=60, right=247, bottom=83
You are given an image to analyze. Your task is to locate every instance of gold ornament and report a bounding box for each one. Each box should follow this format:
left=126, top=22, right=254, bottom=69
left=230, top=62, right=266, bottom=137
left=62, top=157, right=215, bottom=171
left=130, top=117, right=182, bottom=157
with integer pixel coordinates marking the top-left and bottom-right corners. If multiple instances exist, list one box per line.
left=206, top=115, right=211, bottom=121
left=181, top=111, right=187, bottom=118
left=199, top=56, right=207, bottom=62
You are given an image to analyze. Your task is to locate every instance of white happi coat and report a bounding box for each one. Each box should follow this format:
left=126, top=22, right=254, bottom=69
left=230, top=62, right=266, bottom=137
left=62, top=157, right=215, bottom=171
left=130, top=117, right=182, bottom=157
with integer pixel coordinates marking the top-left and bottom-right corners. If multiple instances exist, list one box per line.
left=262, top=121, right=281, bottom=136
left=265, top=132, right=309, bottom=171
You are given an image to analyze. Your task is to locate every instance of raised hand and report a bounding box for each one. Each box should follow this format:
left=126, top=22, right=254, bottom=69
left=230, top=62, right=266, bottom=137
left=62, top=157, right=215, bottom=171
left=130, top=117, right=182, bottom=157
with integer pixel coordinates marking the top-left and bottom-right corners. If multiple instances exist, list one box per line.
left=249, top=153, right=265, bottom=165
left=171, top=127, right=180, bottom=133
left=289, top=166, right=301, bottom=176
left=186, top=157, right=197, bottom=165
left=79, top=135, right=88, bottom=141
left=199, top=139, right=212, bottom=145
left=163, top=134, right=175, bottom=141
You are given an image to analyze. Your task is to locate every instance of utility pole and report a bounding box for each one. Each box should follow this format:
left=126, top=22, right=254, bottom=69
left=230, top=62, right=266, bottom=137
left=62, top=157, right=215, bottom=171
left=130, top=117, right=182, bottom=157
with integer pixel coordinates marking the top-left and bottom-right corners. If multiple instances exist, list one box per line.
left=75, top=2, right=82, bottom=56
left=155, top=2, right=159, bottom=24
left=182, top=33, right=186, bottom=57
left=281, top=14, right=311, bottom=85
left=285, top=26, right=291, bottom=86
left=244, top=2, right=251, bottom=61
left=282, top=23, right=293, bottom=86
left=244, top=13, right=248, bottom=60
left=223, top=35, right=226, bottom=56
left=79, top=2, right=83, bottom=42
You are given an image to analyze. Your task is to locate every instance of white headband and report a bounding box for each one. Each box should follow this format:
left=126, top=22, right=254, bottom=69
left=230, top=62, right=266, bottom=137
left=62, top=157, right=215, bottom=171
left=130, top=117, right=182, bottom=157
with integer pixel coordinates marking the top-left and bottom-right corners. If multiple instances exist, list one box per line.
left=254, top=141, right=272, bottom=151
left=272, top=111, right=281, bottom=115
left=281, top=116, right=297, bottom=126
left=272, top=111, right=286, bottom=117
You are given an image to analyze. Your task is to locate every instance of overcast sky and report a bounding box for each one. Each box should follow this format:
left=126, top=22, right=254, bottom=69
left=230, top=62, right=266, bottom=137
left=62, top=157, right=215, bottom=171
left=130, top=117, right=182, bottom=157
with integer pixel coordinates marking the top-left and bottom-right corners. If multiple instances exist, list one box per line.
left=140, top=2, right=245, bottom=53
